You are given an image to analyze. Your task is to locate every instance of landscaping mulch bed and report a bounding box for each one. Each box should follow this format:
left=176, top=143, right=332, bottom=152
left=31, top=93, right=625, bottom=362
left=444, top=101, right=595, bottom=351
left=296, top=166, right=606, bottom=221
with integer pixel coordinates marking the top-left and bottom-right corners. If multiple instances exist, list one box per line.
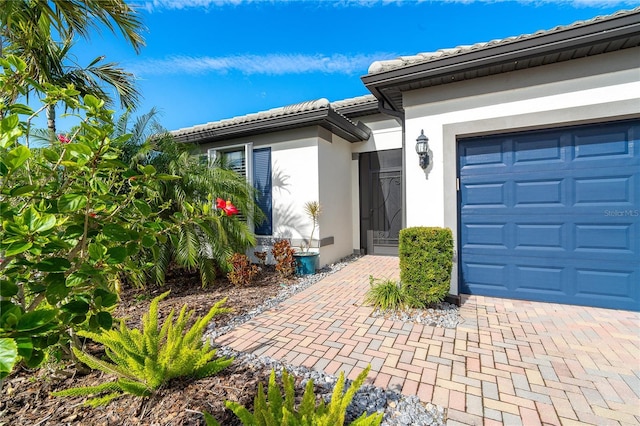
left=0, top=266, right=304, bottom=425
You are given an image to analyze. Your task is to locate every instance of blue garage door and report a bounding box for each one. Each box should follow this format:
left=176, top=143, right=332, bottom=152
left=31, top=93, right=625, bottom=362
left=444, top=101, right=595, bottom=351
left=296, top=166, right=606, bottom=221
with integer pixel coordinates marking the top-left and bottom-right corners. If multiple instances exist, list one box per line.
left=459, top=120, right=639, bottom=311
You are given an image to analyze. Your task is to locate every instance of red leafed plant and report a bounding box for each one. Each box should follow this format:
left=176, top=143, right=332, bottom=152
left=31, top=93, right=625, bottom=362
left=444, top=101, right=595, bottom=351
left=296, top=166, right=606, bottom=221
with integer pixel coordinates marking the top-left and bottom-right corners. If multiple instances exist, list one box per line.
left=227, top=253, right=259, bottom=286
left=271, top=240, right=296, bottom=279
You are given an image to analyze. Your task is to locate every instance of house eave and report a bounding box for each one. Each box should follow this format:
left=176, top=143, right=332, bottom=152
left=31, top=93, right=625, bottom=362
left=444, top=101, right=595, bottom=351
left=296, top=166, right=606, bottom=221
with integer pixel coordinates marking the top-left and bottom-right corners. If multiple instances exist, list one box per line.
left=362, top=10, right=640, bottom=112
left=172, top=107, right=371, bottom=144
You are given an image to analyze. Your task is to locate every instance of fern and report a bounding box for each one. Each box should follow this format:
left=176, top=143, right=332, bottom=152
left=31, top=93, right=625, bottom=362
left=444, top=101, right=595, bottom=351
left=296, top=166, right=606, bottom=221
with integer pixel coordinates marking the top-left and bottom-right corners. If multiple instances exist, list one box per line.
left=223, top=366, right=383, bottom=426
left=52, top=291, right=233, bottom=406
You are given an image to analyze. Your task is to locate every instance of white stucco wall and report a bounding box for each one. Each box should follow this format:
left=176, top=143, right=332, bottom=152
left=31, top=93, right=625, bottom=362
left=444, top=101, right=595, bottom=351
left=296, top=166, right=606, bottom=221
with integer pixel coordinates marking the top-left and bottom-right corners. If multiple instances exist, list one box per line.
left=318, top=131, right=354, bottom=265
left=201, top=128, right=320, bottom=262
left=401, top=47, right=640, bottom=295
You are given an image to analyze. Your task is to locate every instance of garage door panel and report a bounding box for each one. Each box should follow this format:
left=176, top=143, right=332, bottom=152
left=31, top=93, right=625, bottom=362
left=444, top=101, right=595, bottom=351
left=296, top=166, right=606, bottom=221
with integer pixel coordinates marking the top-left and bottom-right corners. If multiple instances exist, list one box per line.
left=514, top=223, right=564, bottom=250
left=575, top=266, right=638, bottom=310
left=459, top=120, right=640, bottom=311
left=513, top=137, right=564, bottom=165
left=462, top=223, right=508, bottom=249
left=573, top=166, right=637, bottom=207
left=574, top=223, right=634, bottom=253
left=459, top=141, right=508, bottom=169
left=572, top=130, right=634, bottom=162
left=513, top=264, right=567, bottom=295
left=463, top=181, right=508, bottom=207
left=514, top=179, right=564, bottom=206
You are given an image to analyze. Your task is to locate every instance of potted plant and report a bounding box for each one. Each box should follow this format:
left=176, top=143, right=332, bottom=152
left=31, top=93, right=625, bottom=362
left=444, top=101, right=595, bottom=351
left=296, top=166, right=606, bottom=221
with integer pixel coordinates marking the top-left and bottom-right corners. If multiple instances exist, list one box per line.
left=294, top=201, right=321, bottom=275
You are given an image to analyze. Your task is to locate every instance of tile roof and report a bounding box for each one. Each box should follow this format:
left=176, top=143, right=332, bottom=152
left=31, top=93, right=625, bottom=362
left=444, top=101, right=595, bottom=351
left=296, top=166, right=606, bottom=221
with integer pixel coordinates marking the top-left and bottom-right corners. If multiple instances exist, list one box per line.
left=330, top=94, right=377, bottom=110
left=172, top=98, right=331, bottom=138
left=171, top=97, right=371, bottom=143
left=367, top=7, right=640, bottom=75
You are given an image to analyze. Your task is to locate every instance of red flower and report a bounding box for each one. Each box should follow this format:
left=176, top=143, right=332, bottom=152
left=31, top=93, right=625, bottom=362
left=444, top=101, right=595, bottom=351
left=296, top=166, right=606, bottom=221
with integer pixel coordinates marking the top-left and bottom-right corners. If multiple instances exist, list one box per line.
left=216, top=197, right=238, bottom=216
left=57, top=134, right=70, bottom=144
left=89, top=212, right=97, bottom=218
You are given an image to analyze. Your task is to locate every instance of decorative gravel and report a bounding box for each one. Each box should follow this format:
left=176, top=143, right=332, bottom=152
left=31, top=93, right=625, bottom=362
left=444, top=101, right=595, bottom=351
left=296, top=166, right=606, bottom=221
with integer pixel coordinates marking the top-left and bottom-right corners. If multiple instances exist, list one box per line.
left=206, top=255, right=452, bottom=425
left=370, top=302, right=460, bottom=329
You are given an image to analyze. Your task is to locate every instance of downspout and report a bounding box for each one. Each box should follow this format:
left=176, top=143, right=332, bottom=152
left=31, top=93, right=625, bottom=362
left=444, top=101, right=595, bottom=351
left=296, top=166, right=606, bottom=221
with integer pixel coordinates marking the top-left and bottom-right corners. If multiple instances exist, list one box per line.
left=376, top=101, right=406, bottom=231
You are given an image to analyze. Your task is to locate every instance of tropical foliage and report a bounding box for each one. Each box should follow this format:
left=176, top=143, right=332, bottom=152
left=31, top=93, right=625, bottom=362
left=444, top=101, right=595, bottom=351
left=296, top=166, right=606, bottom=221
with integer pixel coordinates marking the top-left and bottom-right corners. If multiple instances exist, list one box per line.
left=0, top=55, right=212, bottom=378
left=206, top=366, right=382, bottom=426
left=0, top=0, right=144, bottom=134
left=52, top=291, right=233, bottom=406
left=114, top=111, right=260, bottom=286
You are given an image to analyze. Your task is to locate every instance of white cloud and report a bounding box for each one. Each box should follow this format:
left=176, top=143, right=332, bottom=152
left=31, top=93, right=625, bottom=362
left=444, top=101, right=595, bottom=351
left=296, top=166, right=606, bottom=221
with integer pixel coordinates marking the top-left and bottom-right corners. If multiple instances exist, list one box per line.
left=128, top=53, right=395, bottom=76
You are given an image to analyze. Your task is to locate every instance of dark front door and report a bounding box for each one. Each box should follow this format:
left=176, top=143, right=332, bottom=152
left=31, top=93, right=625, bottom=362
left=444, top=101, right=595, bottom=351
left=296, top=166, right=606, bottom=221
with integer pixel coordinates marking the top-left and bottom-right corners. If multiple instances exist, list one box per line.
left=359, top=149, right=402, bottom=256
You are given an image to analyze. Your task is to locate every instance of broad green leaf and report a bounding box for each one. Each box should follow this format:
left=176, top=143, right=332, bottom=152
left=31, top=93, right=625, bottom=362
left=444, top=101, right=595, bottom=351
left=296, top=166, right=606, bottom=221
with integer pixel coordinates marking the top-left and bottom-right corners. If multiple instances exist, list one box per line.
left=15, top=337, right=33, bottom=359
left=94, top=289, right=117, bottom=308
left=57, top=193, right=88, bottom=212
left=83, top=94, right=103, bottom=109
left=10, top=185, right=38, bottom=197
left=90, top=179, right=109, bottom=195
left=42, top=148, right=59, bottom=163
left=61, top=300, right=90, bottom=315
left=64, top=224, right=84, bottom=238
left=66, top=143, right=92, bottom=157
left=142, top=165, right=156, bottom=175
left=23, top=349, right=44, bottom=368
left=3, top=241, right=32, bottom=256
left=96, top=312, right=113, bottom=330
left=133, top=199, right=152, bottom=216
left=0, top=280, right=19, bottom=297
left=16, top=309, right=57, bottom=331
left=45, top=274, right=69, bottom=304
left=4, top=145, right=31, bottom=170
left=0, top=338, right=18, bottom=379
left=32, top=213, right=56, bottom=233
left=66, top=273, right=85, bottom=287
left=34, top=258, right=71, bottom=272
left=88, top=242, right=107, bottom=262
left=102, top=224, right=130, bottom=242
left=141, top=234, right=156, bottom=248
left=0, top=114, right=19, bottom=133
left=106, top=246, right=127, bottom=264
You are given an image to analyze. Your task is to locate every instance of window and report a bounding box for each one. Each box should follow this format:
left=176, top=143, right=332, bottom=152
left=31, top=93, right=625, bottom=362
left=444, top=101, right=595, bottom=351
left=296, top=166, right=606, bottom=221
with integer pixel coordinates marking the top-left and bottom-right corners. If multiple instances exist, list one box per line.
left=253, top=148, right=272, bottom=235
left=209, top=144, right=272, bottom=236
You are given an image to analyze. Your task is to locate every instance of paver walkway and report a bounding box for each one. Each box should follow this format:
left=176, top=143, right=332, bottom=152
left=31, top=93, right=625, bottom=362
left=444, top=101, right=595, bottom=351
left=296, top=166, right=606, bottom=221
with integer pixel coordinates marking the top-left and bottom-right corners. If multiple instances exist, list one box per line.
left=216, top=256, right=640, bottom=425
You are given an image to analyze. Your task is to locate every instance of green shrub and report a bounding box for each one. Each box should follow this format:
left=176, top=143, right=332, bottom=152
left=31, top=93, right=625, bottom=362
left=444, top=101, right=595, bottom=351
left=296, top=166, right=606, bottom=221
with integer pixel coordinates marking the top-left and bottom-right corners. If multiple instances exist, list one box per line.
left=399, top=227, right=453, bottom=307
left=52, top=291, right=233, bottom=406
left=363, top=276, right=405, bottom=311
left=205, top=366, right=382, bottom=426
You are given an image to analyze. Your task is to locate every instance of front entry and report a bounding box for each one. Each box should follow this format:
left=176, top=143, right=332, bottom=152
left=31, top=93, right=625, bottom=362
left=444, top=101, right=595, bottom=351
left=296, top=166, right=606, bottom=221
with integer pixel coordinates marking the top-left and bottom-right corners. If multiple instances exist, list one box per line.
left=359, top=149, right=402, bottom=255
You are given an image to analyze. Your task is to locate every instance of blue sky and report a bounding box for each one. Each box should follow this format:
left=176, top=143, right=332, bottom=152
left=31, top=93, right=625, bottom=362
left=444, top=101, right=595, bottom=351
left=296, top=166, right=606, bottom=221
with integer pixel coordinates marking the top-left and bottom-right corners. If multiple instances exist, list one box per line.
left=59, top=0, right=638, bottom=133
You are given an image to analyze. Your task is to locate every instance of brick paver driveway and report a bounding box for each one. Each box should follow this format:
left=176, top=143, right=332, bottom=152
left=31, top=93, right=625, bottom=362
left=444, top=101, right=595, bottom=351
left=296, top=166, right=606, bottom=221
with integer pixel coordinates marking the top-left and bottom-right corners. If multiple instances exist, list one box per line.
left=217, top=256, right=640, bottom=425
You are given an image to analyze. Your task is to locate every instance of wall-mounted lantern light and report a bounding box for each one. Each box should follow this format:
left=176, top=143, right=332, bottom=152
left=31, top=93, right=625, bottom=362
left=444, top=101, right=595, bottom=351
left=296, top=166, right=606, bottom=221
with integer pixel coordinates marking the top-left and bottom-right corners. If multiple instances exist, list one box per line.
left=415, top=130, right=429, bottom=169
